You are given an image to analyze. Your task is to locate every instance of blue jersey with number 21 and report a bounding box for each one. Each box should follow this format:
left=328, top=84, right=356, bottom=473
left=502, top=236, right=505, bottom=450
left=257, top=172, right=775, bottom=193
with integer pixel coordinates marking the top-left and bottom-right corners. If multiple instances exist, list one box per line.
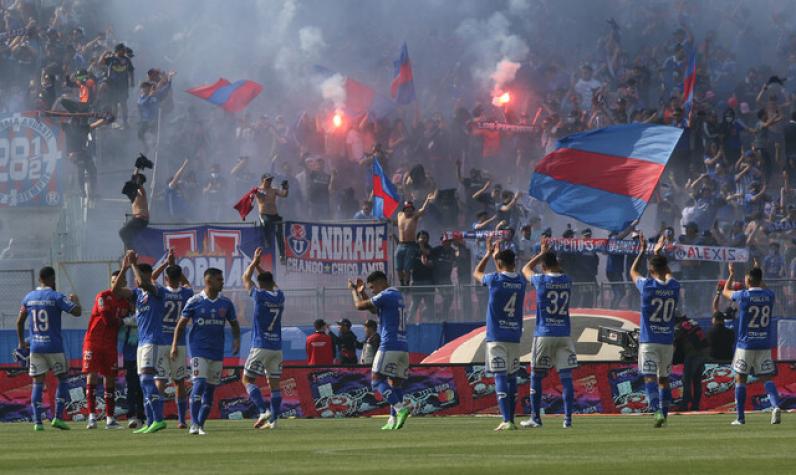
left=483, top=272, right=526, bottom=343
left=159, top=286, right=194, bottom=346
left=531, top=273, right=572, bottom=337
left=732, top=288, right=775, bottom=350
left=636, top=277, right=680, bottom=344
left=371, top=287, right=407, bottom=352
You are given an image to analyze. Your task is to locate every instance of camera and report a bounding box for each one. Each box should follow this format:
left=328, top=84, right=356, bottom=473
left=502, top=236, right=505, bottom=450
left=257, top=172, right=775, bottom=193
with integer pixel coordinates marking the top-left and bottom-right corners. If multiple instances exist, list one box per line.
left=597, top=326, right=639, bottom=363
left=135, top=153, right=154, bottom=170
left=281, top=180, right=289, bottom=190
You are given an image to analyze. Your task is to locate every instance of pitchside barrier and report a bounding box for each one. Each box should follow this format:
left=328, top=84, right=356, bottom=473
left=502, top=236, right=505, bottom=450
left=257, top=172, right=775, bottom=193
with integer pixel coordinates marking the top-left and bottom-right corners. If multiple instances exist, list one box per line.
left=1, top=361, right=794, bottom=422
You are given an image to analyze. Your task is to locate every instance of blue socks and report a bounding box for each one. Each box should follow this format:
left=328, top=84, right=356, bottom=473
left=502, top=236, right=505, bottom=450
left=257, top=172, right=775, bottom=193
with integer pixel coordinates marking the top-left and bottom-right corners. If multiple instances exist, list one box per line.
left=246, top=383, right=267, bottom=414
left=269, top=390, right=282, bottom=423
left=31, top=382, right=44, bottom=424
left=190, top=378, right=207, bottom=425
left=560, top=370, right=574, bottom=422
left=660, top=386, right=672, bottom=418
left=507, top=374, right=518, bottom=422
left=764, top=381, right=780, bottom=409
left=54, top=377, right=68, bottom=420
left=735, top=383, right=746, bottom=422
left=373, top=379, right=403, bottom=408
left=495, top=372, right=511, bottom=423
left=644, top=380, right=660, bottom=412
left=198, top=385, right=215, bottom=426
left=531, top=372, right=544, bottom=421
left=176, top=397, right=188, bottom=426
left=140, top=374, right=163, bottom=423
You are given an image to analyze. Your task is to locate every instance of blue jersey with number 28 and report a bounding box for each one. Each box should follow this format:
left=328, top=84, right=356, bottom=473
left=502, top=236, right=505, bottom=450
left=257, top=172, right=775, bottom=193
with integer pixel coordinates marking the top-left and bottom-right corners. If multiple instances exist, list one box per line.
left=371, top=287, right=408, bottom=352
left=636, top=277, right=680, bottom=344
left=732, top=288, right=775, bottom=350
left=531, top=273, right=572, bottom=337
left=483, top=272, right=526, bottom=343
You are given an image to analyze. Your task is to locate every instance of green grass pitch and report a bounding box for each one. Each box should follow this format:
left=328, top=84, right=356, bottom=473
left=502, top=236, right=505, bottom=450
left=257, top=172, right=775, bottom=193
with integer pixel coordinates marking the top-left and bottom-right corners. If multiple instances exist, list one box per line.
left=0, top=414, right=793, bottom=474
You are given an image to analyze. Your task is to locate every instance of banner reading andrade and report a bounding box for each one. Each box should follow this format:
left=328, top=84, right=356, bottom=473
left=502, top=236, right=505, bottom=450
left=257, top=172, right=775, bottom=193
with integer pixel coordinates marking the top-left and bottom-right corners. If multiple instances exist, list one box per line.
left=284, top=220, right=389, bottom=276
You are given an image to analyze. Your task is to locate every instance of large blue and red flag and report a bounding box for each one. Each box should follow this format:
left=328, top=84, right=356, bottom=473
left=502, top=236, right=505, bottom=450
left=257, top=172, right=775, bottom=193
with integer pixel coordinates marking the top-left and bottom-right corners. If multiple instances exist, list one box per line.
left=313, top=65, right=397, bottom=119
left=372, top=158, right=400, bottom=219
left=186, top=78, right=263, bottom=113
left=391, top=42, right=415, bottom=105
left=529, top=124, right=683, bottom=231
left=682, top=50, right=697, bottom=116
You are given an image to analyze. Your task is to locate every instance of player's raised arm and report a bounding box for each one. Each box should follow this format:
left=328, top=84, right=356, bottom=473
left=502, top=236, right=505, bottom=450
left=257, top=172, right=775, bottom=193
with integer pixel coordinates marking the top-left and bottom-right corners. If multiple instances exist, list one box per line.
left=629, top=232, right=648, bottom=283
left=111, top=254, right=134, bottom=299
left=522, top=236, right=550, bottom=281
left=128, top=251, right=156, bottom=293
left=472, top=236, right=494, bottom=283
left=243, top=247, right=262, bottom=293
left=170, top=316, right=190, bottom=360
left=722, top=263, right=737, bottom=300
left=349, top=278, right=376, bottom=313
left=151, top=248, right=174, bottom=282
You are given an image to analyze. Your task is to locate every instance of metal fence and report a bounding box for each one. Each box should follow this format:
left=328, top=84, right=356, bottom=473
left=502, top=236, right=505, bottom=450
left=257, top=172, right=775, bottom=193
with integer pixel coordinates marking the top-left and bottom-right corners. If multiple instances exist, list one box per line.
left=0, top=270, right=35, bottom=328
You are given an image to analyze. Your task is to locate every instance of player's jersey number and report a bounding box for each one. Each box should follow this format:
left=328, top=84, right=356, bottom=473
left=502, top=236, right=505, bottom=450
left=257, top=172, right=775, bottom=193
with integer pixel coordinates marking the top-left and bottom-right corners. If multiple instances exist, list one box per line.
left=747, top=305, right=771, bottom=329
left=503, top=293, right=519, bottom=318
left=163, top=301, right=183, bottom=325
left=649, top=297, right=675, bottom=323
left=544, top=290, right=570, bottom=316
left=29, top=309, right=49, bottom=332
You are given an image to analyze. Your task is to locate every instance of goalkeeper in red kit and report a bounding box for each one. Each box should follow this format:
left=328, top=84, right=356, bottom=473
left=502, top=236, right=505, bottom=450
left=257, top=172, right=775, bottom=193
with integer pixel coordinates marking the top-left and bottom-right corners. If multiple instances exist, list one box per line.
left=82, top=255, right=133, bottom=429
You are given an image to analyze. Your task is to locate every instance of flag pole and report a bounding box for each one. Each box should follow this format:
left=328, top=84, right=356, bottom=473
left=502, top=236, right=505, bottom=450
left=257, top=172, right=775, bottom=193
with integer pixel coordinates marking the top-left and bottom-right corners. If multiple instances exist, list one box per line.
left=149, top=108, right=162, bottom=197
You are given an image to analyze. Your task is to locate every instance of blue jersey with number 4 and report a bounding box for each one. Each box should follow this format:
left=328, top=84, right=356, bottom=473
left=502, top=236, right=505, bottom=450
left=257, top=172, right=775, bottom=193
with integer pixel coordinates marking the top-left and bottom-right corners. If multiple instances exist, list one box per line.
left=371, top=287, right=408, bottom=352
left=21, top=287, right=77, bottom=353
left=483, top=272, right=526, bottom=343
left=182, top=291, right=237, bottom=361
left=251, top=287, right=285, bottom=350
left=636, top=277, right=680, bottom=344
left=732, top=288, right=775, bottom=350
left=158, top=286, right=194, bottom=346
left=134, top=286, right=165, bottom=346
left=531, top=273, right=572, bottom=337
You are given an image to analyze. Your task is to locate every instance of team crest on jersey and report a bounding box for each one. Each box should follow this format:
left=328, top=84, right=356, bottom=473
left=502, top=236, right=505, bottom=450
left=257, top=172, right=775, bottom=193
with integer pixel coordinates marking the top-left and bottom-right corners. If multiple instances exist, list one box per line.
left=218, top=307, right=227, bottom=319
left=287, top=223, right=309, bottom=257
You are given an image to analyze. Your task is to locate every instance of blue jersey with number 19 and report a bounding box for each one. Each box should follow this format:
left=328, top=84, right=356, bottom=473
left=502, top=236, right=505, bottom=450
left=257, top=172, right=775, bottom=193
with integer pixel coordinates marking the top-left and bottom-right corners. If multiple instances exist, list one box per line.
left=636, top=277, right=680, bottom=344
left=21, top=287, right=77, bottom=353
left=370, top=287, right=408, bottom=352
left=531, top=273, right=572, bottom=337
left=158, top=286, right=194, bottom=346
left=732, top=288, right=775, bottom=350
left=483, top=272, right=526, bottom=343
left=251, top=287, right=285, bottom=350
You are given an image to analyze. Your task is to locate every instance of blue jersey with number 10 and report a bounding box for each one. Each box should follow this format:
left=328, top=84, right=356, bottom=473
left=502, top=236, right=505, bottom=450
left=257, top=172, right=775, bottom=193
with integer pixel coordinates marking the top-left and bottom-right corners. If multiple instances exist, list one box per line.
left=483, top=272, right=526, bottom=343
left=251, top=287, right=285, bottom=350
left=732, top=288, right=775, bottom=350
left=21, top=287, right=77, bottom=353
left=636, top=277, right=680, bottom=344
left=531, top=273, right=572, bottom=337
left=158, top=286, right=194, bottom=346
left=371, top=287, right=408, bottom=352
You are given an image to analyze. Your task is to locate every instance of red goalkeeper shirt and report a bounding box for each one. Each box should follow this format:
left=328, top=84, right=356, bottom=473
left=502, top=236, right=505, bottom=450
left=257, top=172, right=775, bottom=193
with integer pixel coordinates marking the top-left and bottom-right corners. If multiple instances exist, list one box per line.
left=84, top=289, right=130, bottom=348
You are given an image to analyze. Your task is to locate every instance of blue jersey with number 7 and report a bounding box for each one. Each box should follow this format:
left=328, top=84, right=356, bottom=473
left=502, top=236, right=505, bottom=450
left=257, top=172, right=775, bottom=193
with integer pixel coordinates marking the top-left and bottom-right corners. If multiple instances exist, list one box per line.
left=371, top=287, right=408, bottom=352
left=483, top=272, right=526, bottom=343
left=159, top=286, right=194, bottom=346
left=636, top=277, right=680, bottom=344
left=251, top=287, right=285, bottom=350
left=531, top=273, right=572, bottom=337
left=732, top=288, right=775, bottom=350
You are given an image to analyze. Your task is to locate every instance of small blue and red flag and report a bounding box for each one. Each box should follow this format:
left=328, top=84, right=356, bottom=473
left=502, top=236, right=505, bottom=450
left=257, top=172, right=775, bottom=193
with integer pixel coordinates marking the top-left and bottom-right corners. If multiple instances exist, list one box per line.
left=186, top=78, right=263, bottom=113
left=372, top=158, right=400, bottom=219
left=682, top=50, right=697, bottom=115
left=529, top=123, right=683, bottom=231
left=390, top=42, right=415, bottom=105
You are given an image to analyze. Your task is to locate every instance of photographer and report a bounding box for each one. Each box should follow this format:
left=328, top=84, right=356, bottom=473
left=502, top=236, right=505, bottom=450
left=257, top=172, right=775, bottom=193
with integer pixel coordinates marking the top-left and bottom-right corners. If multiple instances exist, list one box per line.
left=673, top=314, right=709, bottom=411
left=255, top=173, right=288, bottom=264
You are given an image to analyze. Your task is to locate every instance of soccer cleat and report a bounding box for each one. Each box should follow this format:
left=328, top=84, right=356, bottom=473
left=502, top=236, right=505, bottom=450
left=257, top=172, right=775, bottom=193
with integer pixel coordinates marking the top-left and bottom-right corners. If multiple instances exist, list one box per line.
left=381, top=417, right=396, bottom=430
left=133, top=424, right=150, bottom=434
left=653, top=410, right=666, bottom=428
left=254, top=413, right=270, bottom=429
left=127, top=418, right=141, bottom=429
left=494, top=421, right=517, bottom=431
left=51, top=419, right=70, bottom=430
left=189, top=424, right=199, bottom=435
left=731, top=419, right=745, bottom=426
left=563, top=419, right=572, bottom=429
left=197, top=427, right=207, bottom=435
left=264, top=420, right=278, bottom=430
left=86, top=418, right=98, bottom=430
left=520, top=417, right=542, bottom=428
left=393, top=407, right=410, bottom=430
left=33, top=424, right=44, bottom=431
left=143, top=421, right=167, bottom=433
left=771, top=407, right=781, bottom=425
left=177, top=422, right=188, bottom=429
left=105, top=420, right=122, bottom=430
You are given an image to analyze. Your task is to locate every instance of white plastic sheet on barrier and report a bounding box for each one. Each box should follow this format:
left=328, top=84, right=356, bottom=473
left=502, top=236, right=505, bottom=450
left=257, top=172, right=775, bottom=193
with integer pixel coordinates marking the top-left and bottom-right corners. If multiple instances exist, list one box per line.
left=778, top=319, right=796, bottom=360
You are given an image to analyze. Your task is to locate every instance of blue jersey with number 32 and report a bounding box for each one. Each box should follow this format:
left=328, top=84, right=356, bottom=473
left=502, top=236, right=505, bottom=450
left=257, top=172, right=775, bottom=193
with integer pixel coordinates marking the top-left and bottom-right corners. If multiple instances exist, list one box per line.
left=159, top=286, right=194, bottom=346
left=636, top=277, right=680, bottom=344
left=531, top=273, right=572, bottom=337
left=251, top=287, right=285, bottom=350
left=371, top=287, right=408, bottom=352
left=732, top=288, right=775, bottom=350
left=21, top=287, right=77, bottom=353
left=483, top=272, right=526, bottom=343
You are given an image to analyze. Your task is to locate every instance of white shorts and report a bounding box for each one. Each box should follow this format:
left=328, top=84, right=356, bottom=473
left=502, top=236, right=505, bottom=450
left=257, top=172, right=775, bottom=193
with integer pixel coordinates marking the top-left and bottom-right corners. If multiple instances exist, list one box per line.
left=531, top=336, right=578, bottom=371
left=638, top=343, right=674, bottom=378
left=155, top=345, right=187, bottom=381
left=485, top=341, right=521, bottom=374
left=191, top=356, right=223, bottom=385
left=244, top=348, right=283, bottom=378
left=372, top=350, right=409, bottom=380
left=29, top=352, right=67, bottom=377
left=732, top=348, right=775, bottom=375
left=137, top=344, right=157, bottom=374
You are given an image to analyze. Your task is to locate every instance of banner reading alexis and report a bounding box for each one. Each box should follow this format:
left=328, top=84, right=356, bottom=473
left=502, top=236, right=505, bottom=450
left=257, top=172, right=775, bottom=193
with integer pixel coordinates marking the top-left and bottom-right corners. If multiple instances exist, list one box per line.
left=0, top=112, right=66, bottom=207
left=284, top=221, right=389, bottom=276
left=129, top=224, right=274, bottom=288
left=547, top=238, right=749, bottom=263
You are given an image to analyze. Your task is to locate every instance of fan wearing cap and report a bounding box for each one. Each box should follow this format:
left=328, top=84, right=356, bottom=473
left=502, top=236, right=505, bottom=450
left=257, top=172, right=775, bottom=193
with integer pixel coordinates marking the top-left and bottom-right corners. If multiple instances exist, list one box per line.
left=396, top=190, right=438, bottom=286
left=256, top=173, right=289, bottom=264
left=331, top=318, right=358, bottom=365
left=359, top=320, right=380, bottom=365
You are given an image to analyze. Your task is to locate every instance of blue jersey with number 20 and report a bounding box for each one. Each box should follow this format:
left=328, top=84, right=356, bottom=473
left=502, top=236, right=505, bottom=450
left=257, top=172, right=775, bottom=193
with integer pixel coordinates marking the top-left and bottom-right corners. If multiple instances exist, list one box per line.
left=371, top=287, right=407, bottom=352
left=636, top=277, right=680, bottom=344
left=483, top=272, right=526, bottom=343
left=732, top=288, right=775, bottom=350
left=531, top=273, right=572, bottom=337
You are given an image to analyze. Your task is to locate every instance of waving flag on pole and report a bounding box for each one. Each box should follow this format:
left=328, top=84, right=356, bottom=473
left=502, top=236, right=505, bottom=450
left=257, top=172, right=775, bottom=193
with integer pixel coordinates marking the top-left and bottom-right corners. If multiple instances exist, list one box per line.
left=372, top=158, right=400, bottom=219
left=682, top=50, right=697, bottom=117
left=390, top=42, right=415, bottom=105
left=186, top=78, right=263, bottom=113
left=529, top=124, right=683, bottom=232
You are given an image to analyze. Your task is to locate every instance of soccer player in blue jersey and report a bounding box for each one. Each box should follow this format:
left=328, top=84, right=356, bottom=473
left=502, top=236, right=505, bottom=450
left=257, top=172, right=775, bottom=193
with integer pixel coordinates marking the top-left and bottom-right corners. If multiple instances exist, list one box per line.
left=349, top=270, right=411, bottom=430
left=172, top=267, right=240, bottom=435
left=520, top=237, right=577, bottom=429
left=242, top=247, right=285, bottom=430
left=473, top=237, right=526, bottom=431
left=629, top=233, right=680, bottom=428
left=17, top=266, right=82, bottom=431
left=129, top=250, right=168, bottom=433
left=721, top=263, right=783, bottom=425
left=151, top=249, right=194, bottom=429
